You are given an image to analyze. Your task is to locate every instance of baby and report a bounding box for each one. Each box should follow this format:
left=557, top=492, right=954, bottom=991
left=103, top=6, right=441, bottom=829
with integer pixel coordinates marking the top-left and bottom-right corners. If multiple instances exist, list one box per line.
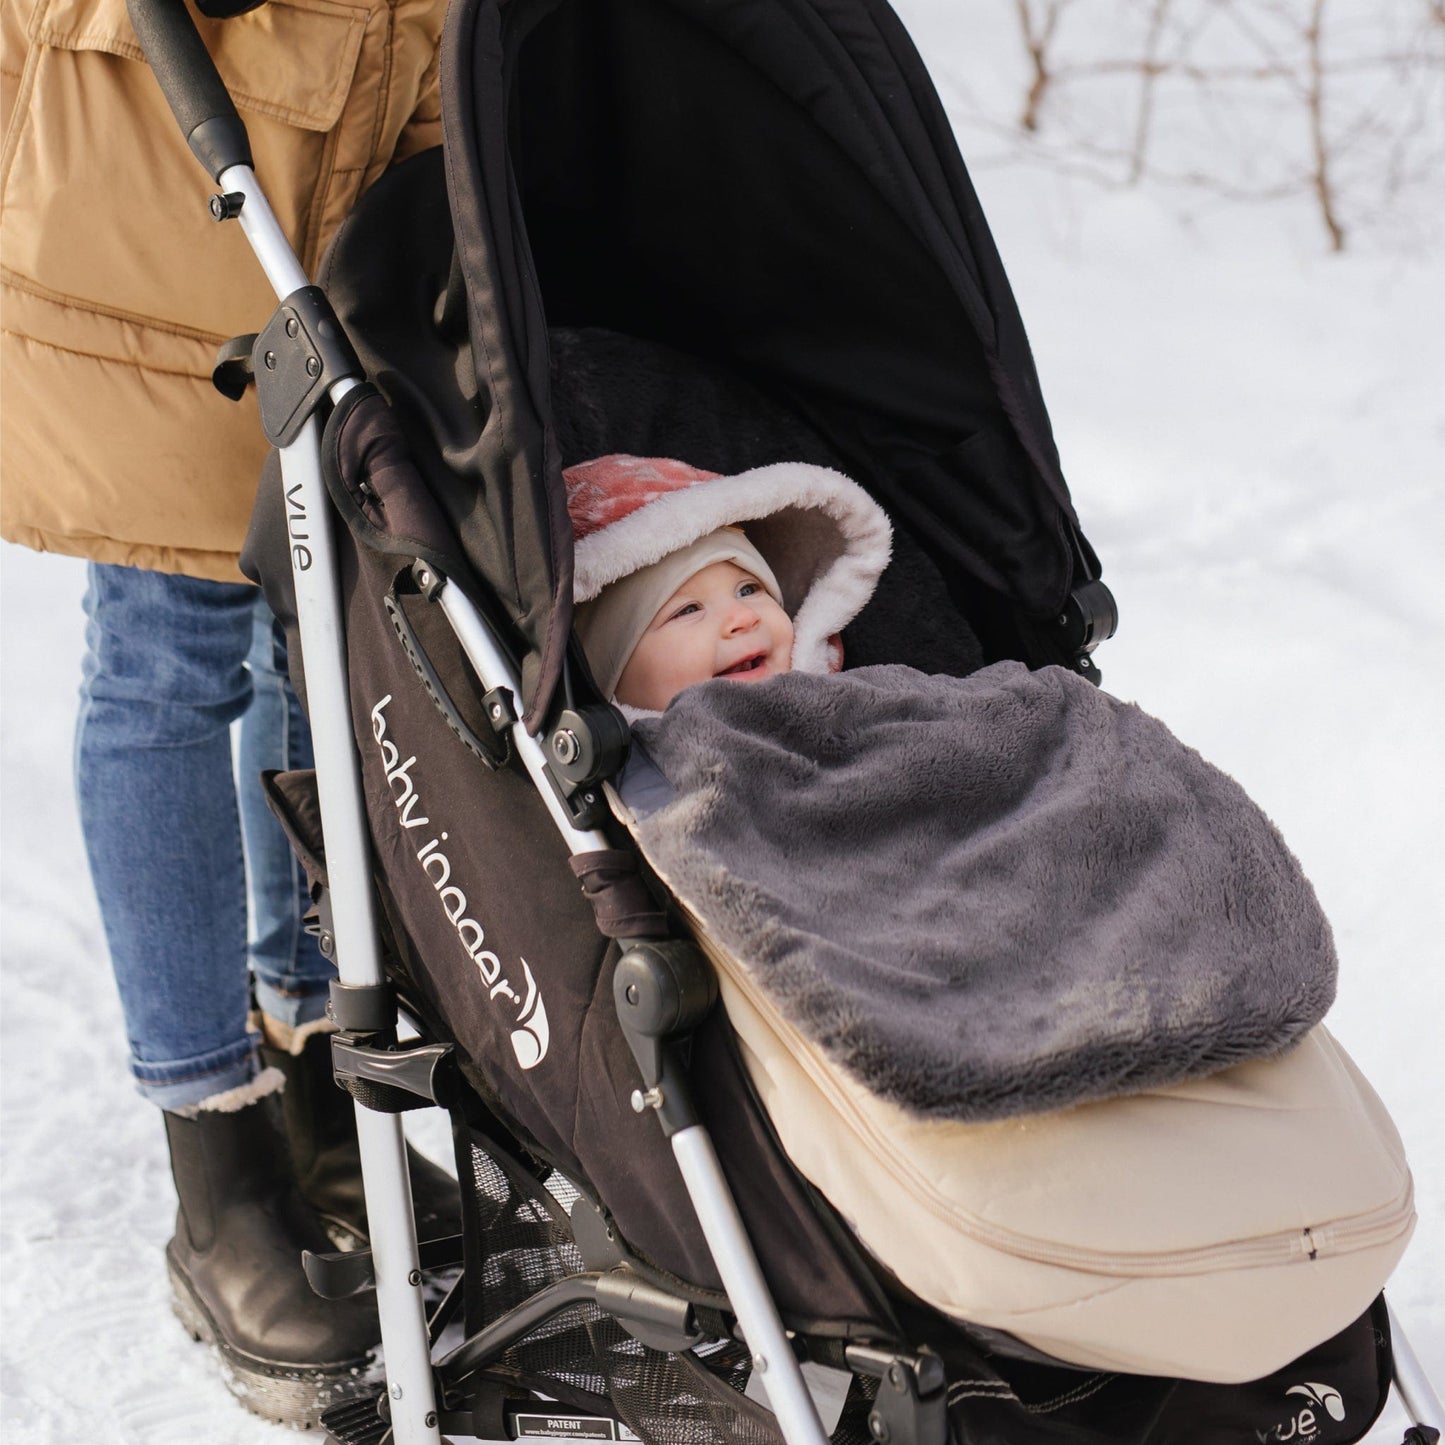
left=566, top=454, right=893, bottom=714
left=577, top=530, right=794, bottom=712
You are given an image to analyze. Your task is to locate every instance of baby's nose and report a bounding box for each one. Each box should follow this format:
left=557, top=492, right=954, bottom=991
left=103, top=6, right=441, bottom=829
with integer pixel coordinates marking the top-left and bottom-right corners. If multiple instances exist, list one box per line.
left=724, top=602, right=760, bottom=633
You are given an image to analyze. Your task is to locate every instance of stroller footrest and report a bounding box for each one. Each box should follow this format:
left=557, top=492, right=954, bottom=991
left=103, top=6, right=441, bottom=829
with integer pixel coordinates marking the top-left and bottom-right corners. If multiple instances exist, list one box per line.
left=318, top=1389, right=389, bottom=1445
left=305, top=1232, right=465, bottom=1300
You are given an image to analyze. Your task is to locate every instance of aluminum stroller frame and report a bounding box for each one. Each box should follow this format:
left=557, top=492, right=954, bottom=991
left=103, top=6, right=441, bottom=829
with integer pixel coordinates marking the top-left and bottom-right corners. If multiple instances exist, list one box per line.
left=122, top=1, right=1442, bottom=1442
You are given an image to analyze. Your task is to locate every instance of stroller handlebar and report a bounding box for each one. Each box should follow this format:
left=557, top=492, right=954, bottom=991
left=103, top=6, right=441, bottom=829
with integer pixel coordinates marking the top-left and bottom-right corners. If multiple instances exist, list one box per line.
left=127, top=0, right=252, bottom=181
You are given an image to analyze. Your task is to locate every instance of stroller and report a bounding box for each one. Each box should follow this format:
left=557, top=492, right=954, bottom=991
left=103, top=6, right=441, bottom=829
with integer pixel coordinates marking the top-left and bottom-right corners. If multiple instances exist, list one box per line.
left=124, top=0, right=1441, bottom=1441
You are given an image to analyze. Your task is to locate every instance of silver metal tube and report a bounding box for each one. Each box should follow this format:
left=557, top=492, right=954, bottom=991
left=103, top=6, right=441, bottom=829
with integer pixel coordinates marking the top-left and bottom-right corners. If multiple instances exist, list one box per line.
left=671, top=1127, right=829, bottom=1445
left=277, top=424, right=440, bottom=1445
left=433, top=581, right=609, bottom=855
left=219, top=163, right=308, bottom=298
left=279, top=426, right=384, bottom=989
left=213, top=159, right=439, bottom=1441
left=1388, top=1301, right=1443, bottom=1428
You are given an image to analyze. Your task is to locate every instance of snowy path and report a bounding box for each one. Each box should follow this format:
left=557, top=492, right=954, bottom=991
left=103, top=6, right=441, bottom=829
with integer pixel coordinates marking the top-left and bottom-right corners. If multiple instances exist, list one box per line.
left=2, top=9, right=1440, bottom=1441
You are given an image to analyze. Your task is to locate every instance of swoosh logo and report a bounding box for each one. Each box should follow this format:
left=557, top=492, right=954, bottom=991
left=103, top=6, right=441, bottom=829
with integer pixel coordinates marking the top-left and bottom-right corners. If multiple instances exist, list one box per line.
left=509, top=959, right=549, bottom=1069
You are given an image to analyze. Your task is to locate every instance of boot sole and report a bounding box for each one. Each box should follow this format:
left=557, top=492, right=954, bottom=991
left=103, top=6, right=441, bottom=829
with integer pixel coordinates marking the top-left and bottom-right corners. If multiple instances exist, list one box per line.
left=166, top=1253, right=382, bottom=1430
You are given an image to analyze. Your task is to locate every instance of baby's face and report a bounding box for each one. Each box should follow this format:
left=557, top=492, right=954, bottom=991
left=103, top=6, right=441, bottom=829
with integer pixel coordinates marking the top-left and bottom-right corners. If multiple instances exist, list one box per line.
left=615, top=560, right=794, bottom=712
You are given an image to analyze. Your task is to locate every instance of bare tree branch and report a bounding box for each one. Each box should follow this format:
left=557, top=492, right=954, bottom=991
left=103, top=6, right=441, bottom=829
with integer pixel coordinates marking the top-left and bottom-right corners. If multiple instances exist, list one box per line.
left=1304, top=0, right=1347, bottom=249
left=1016, top=0, right=1071, bottom=131
left=1130, top=0, right=1174, bottom=181
left=989, top=0, right=1443, bottom=250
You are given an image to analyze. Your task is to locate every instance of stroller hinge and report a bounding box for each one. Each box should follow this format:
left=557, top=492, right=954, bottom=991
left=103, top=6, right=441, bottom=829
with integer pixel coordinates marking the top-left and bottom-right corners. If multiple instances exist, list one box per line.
left=845, top=1345, right=948, bottom=1445
left=614, top=940, right=718, bottom=1138
left=251, top=285, right=362, bottom=446
left=539, top=705, right=630, bottom=828
left=1052, top=578, right=1118, bottom=686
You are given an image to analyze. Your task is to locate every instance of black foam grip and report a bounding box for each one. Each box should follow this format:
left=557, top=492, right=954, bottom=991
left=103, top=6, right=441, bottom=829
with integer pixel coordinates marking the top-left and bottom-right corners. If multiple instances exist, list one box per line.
left=126, top=0, right=253, bottom=180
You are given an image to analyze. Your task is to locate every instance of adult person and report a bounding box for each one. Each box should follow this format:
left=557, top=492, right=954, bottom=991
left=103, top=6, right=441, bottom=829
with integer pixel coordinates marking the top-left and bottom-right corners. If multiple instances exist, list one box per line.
left=0, top=0, right=456, bottom=1423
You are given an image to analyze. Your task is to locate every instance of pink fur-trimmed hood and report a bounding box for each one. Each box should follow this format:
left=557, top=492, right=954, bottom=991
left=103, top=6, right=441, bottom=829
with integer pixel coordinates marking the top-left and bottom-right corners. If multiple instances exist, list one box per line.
left=564, top=454, right=893, bottom=679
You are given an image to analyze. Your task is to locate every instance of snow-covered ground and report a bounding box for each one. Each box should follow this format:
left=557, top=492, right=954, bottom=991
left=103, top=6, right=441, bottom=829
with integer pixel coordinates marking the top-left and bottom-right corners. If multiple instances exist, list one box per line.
left=2, top=5, right=1440, bottom=1442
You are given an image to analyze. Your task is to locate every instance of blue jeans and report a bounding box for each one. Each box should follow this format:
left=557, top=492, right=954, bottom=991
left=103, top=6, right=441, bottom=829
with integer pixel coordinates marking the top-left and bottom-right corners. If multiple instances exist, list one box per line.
left=76, top=563, right=333, bottom=1111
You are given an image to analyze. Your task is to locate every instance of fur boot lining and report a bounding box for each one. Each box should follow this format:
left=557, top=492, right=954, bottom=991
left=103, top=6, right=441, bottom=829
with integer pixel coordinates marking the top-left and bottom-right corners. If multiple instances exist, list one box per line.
left=256, top=1010, right=339, bottom=1057
left=173, top=1066, right=288, bottom=1117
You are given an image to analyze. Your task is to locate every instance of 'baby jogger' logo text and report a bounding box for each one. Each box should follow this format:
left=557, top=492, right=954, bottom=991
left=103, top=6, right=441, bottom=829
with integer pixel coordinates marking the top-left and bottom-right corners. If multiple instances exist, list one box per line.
left=370, top=695, right=549, bottom=1070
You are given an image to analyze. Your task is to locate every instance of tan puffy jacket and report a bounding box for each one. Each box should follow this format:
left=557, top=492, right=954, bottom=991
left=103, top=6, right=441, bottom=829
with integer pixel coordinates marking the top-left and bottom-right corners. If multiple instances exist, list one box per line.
left=0, top=0, right=442, bottom=580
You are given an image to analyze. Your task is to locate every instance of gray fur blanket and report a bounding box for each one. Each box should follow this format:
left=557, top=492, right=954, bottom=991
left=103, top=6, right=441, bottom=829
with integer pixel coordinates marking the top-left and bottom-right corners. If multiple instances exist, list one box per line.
left=623, top=663, right=1337, bottom=1121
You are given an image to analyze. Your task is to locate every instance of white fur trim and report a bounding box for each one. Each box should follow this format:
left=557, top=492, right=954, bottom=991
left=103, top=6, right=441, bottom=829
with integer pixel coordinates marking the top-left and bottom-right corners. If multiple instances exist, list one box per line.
left=256, top=1010, right=338, bottom=1056
left=574, top=462, right=892, bottom=680
left=173, top=1066, right=287, bottom=1117
left=617, top=700, right=663, bottom=723
left=284, top=1014, right=338, bottom=1057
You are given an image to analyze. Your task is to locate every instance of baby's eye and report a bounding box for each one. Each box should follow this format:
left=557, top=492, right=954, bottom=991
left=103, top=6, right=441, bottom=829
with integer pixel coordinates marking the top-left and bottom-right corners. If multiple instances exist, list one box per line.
left=737, top=581, right=759, bottom=598
left=667, top=601, right=701, bottom=622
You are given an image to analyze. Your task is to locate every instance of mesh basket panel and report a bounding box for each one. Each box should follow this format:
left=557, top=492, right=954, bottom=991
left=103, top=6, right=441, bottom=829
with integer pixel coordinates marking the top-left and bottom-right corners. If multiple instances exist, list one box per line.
left=460, top=1126, right=797, bottom=1444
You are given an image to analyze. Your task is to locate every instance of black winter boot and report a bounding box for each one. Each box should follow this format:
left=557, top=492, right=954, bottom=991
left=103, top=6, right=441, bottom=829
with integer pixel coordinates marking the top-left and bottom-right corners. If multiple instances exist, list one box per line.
left=259, top=1025, right=463, bottom=1248
left=163, top=1098, right=382, bottom=1428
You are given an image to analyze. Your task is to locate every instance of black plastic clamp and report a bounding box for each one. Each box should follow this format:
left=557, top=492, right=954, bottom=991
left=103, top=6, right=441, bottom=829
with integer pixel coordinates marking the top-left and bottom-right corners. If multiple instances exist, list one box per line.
left=327, top=978, right=395, bottom=1034
left=846, top=1345, right=948, bottom=1445
left=208, top=190, right=245, bottom=221
left=482, top=688, right=516, bottom=736
left=252, top=286, right=362, bottom=447
left=410, top=559, right=446, bottom=600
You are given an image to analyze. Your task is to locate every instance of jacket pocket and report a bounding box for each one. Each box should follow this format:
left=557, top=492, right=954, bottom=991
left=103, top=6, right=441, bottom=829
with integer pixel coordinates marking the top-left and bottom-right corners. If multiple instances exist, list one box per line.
left=29, top=0, right=367, bottom=133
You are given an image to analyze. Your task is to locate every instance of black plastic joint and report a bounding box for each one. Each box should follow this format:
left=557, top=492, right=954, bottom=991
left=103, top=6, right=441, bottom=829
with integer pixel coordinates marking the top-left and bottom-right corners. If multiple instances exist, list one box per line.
left=594, top=1269, right=701, bottom=1354
left=253, top=287, right=362, bottom=446
left=613, top=942, right=716, bottom=1138
left=547, top=705, right=630, bottom=788
left=482, top=688, right=517, bottom=734
left=410, top=559, right=446, bottom=600
left=327, top=979, right=395, bottom=1034
left=1057, top=579, right=1118, bottom=657
left=209, top=190, right=245, bottom=221
left=846, top=1347, right=948, bottom=1445
left=614, top=941, right=717, bottom=1043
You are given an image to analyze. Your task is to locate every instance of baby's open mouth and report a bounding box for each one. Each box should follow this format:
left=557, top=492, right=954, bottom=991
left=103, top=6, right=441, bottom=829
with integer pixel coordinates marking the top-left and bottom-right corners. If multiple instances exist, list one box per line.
left=716, top=653, right=767, bottom=678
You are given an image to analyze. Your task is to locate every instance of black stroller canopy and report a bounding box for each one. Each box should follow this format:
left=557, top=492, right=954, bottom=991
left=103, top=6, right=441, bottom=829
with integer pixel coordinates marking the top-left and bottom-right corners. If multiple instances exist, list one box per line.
left=339, top=0, right=1095, bottom=727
